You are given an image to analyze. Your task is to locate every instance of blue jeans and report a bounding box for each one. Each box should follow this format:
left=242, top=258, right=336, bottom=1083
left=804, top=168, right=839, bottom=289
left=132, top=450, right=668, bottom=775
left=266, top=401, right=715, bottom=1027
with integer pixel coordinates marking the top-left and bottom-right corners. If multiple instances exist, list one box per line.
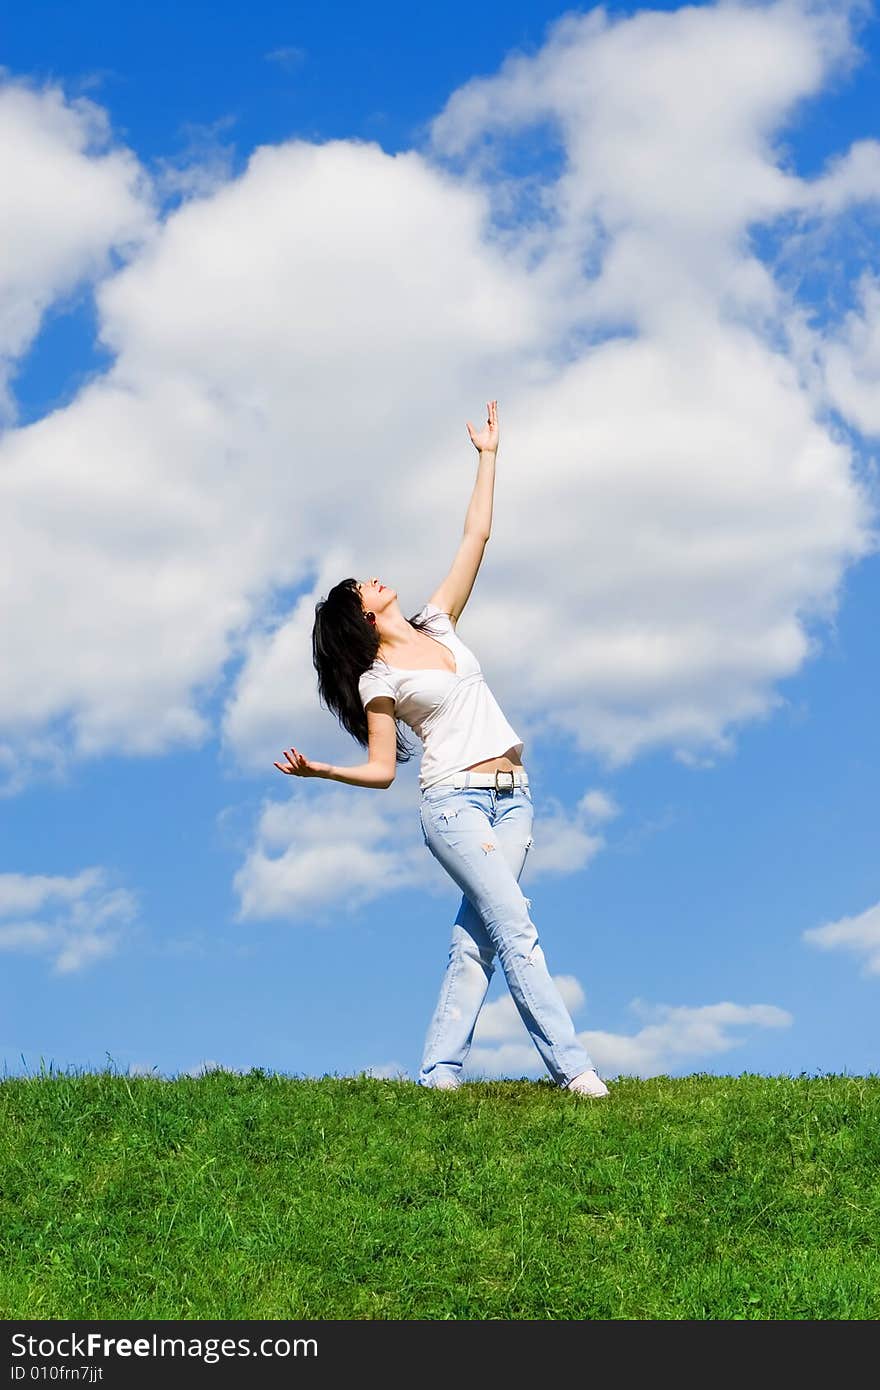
left=418, top=782, right=594, bottom=1088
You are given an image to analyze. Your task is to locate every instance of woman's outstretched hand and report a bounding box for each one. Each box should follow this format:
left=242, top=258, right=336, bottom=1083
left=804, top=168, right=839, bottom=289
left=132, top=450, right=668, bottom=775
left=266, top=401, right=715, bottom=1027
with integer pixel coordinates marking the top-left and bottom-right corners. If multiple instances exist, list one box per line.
left=466, top=399, right=499, bottom=454
left=274, top=747, right=328, bottom=778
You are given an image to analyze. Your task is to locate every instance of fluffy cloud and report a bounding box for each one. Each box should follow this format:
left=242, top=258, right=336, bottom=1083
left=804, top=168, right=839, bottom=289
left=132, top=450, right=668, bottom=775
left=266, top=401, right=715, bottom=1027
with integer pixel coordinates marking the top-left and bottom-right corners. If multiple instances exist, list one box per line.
left=504, top=785, right=616, bottom=877
left=582, top=998, right=793, bottom=1077
left=578, top=789, right=620, bottom=824
left=232, top=778, right=432, bottom=922
left=802, top=899, right=880, bottom=975
left=1, top=0, right=878, bottom=801
left=0, top=868, right=138, bottom=973
left=467, top=987, right=792, bottom=1079
left=1, top=131, right=540, bottom=789
left=0, top=78, right=150, bottom=413
left=821, top=271, right=880, bottom=436
left=232, top=779, right=615, bottom=920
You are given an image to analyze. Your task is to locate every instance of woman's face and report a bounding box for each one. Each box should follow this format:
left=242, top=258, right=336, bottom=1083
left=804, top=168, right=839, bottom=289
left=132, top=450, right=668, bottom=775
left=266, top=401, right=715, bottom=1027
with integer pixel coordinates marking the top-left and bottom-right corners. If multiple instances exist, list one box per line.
left=355, top=577, right=395, bottom=614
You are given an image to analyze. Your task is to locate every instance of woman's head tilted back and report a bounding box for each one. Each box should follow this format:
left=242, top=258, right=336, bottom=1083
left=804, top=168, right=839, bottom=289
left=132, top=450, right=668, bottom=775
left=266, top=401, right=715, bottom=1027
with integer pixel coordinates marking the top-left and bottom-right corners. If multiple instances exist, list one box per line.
left=312, top=576, right=440, bottom=764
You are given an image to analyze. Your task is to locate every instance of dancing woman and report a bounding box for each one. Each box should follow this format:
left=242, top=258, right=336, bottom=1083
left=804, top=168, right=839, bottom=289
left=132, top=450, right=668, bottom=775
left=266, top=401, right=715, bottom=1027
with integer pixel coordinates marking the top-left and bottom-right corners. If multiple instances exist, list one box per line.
left=275, top=401, right=608, bottom=1098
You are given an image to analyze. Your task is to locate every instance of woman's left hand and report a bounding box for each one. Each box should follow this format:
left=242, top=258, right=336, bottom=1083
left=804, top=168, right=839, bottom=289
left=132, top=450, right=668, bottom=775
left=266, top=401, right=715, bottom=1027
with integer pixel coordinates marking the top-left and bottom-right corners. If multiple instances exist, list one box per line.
left=466, top=399, right=499, bottom=454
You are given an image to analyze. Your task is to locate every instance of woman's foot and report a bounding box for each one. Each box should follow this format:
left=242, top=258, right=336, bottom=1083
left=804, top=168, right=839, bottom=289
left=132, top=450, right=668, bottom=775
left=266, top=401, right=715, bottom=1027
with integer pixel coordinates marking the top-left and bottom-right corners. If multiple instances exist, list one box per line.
left=565, top=1068, right=609, bottom=1098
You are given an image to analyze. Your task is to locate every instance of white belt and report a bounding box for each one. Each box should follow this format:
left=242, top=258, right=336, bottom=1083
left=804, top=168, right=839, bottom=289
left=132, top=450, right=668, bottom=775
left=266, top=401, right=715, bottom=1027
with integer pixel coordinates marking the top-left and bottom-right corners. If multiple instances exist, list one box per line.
left=425, top=769, right=529, bottom=792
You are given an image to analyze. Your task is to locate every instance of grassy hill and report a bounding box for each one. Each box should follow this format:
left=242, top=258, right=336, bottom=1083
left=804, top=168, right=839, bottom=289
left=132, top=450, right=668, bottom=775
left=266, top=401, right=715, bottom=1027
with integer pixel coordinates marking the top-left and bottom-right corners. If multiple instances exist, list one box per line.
left=1, top=1069, right=878, bottom=1319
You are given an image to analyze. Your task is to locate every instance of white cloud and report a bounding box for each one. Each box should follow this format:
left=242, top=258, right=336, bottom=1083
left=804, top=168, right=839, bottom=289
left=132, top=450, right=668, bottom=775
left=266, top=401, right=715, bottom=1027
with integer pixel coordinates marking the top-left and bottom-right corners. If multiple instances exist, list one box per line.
left=578, top=789, right=621, bottom=825
left=1, top=129, right=541, bottom=790
left=799, top=138, right=880, bottom=216
left=0, top=0, right=877, bottom=801
left=583, top=998, right=793, bottom=1077
left=0, top=868, right=138, bottom=973
left=153, top=118, right=237, bottom=203
left=516, top=791, right=609, bottom=877
left=803, top=899, right=880, bottom=975
left=821, top=271, right=880, bottom=436
left=468, top=986, right=792, bottom=1079
left=232, top=777, right=612, bottom=920
left=232, top=777, right=433, bottom=922
left=0, top=867, right=103, bottom=916
left=0, top=78, right=151, bottom=414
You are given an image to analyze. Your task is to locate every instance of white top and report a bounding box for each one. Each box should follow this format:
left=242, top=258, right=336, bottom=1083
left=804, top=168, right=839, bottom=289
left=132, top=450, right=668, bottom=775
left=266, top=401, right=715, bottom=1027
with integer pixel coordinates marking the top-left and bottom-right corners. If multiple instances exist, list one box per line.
left=357, top=603, right=524, bottom=790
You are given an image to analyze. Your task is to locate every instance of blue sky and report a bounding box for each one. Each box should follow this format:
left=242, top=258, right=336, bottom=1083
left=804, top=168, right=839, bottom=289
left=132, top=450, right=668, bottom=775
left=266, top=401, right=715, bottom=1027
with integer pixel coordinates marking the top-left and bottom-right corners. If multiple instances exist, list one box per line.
left=2, top=0, right=879, bottom=1082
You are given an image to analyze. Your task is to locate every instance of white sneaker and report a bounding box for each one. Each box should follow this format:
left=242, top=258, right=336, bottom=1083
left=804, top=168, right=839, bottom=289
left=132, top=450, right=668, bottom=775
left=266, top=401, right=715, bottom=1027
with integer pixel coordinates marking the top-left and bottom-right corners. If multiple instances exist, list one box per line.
left=566, top=1068, right=609, bottom=1098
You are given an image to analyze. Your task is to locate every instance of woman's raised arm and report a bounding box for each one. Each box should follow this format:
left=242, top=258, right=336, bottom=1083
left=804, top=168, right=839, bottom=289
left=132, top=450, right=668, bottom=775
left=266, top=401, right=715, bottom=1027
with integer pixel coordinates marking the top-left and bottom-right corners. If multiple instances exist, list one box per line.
left=429, top=400, right=499, bottom=622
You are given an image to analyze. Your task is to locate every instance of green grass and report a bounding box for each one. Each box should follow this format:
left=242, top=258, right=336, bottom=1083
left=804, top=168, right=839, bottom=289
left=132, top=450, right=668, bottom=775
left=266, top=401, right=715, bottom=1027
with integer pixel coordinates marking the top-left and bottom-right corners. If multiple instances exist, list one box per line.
left=2, top=1069, right=879, bottom=1319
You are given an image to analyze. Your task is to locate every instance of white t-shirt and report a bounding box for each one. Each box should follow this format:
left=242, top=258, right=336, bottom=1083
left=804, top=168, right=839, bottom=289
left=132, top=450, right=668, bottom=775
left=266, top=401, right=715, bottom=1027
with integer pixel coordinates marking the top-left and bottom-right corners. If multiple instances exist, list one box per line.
left=357, top=603, right=524, bottom=790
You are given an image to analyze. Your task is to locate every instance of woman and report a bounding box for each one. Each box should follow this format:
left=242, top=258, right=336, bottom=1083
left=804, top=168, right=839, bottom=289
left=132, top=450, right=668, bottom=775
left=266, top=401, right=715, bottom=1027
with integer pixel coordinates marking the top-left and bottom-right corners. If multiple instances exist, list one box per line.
left=274, top=400, right=608, bottom=1098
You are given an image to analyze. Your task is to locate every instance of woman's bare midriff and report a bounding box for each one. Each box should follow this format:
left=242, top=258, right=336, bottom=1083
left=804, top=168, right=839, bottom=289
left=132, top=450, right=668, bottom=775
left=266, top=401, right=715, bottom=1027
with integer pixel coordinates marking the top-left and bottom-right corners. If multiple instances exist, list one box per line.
left=465, top=746, right=524, bottom=774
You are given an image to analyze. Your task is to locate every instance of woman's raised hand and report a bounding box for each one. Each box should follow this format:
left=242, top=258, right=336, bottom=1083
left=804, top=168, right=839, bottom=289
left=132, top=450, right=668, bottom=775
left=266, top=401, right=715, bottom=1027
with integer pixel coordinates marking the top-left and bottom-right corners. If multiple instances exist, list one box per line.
left=466, top=399, right=499, bottom=454
left=274, top=747, right=327, bottom=778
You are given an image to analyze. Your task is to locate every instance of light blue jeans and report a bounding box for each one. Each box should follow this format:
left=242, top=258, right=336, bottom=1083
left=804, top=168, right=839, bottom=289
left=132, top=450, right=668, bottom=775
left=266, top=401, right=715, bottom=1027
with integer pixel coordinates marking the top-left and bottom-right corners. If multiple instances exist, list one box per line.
left=417, top=781, right=594, bottom=1088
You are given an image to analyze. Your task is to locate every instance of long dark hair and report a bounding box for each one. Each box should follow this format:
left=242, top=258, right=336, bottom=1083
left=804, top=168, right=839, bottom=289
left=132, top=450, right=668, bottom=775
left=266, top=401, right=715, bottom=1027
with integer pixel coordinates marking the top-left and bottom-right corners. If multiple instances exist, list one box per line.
left=312, top=578, right=446, bottom=763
